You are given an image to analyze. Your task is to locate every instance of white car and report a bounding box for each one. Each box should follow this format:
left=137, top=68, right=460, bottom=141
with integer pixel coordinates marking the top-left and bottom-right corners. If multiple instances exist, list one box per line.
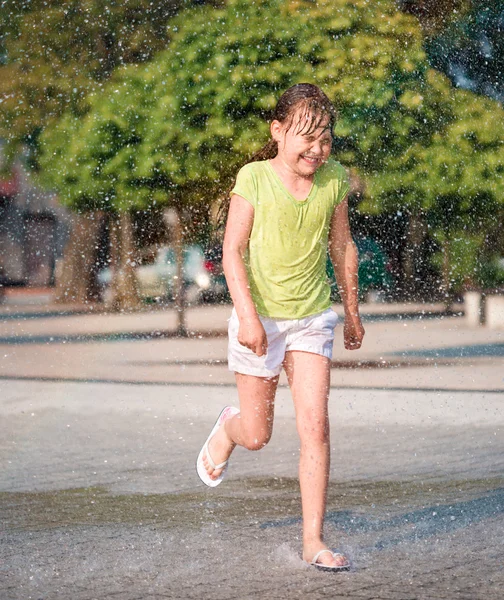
left=98, top=245, right=225, bottom=304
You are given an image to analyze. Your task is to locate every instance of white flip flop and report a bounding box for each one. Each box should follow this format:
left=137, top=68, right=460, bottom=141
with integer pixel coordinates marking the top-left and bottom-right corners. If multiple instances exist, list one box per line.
left=196, top=406, right=240, bottom=487
left=308, top=549, right=350, bottom=572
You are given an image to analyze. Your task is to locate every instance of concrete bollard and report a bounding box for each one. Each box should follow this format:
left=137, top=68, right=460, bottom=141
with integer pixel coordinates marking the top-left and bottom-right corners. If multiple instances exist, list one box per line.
left=485, top=295, right=504, bottom=329
left=464, top=291, right=483, bottom=327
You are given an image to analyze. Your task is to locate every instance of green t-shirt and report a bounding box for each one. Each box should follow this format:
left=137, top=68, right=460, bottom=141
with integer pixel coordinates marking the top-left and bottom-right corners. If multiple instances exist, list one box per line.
left=231, top=158, right=349, bottom=319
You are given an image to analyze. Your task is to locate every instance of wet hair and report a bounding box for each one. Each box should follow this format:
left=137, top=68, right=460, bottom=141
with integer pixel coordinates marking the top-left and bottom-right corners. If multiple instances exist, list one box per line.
left=216, top=84, right=337, bottom=226
left=249, top=83, right=337, bottom=162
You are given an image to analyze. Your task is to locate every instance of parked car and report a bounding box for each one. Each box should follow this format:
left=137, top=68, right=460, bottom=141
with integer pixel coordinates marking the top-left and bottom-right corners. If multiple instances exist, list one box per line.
left=202, top=244, right=229, bottom=303
left=478, top=255, right=504, bottom=291
left=326, top=237, right=394, bottom=302
left=98, top=244, right=227, bottom=304
left=355, top=237, right=394, bottom=301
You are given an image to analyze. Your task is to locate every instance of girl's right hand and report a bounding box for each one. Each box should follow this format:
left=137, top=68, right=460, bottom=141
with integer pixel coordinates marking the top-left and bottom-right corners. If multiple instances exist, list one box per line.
left=238, top=317, right=268, bottom=357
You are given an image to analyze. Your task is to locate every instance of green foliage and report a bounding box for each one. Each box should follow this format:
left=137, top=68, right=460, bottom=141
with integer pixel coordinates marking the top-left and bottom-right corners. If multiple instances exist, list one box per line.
left=431, top=230, right=483, bottom=291
left=366, top=81, right=504, bottom=292
left=39, top=66, right=159, bottom=211
left=38, top=0, right=504, bottom=295
left=367, top=83, right=504, bottom=205
left=42, top=0, right=441, bottom=211
left=0, top=0, right=212, bottom=156
left=137, top=0, right=452, bottom=197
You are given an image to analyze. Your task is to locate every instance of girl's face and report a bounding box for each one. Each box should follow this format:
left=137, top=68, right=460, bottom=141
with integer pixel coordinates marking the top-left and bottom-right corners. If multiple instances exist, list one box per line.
left=271, top=108, right=333, bottom=178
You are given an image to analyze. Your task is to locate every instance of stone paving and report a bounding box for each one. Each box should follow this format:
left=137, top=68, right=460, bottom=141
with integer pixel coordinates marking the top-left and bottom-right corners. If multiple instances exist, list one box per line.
left=0, top=301, right=503, bottom=390
left=0, top=301, right=503, bottom=599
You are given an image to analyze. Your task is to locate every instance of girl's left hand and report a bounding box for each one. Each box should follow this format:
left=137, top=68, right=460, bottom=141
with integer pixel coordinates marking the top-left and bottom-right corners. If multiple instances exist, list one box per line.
left=344, top=316, right=365, bottom=350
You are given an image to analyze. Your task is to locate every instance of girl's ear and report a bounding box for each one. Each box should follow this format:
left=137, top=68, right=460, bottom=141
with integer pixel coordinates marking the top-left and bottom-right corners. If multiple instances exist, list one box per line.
left=270, top=120, right=283, bottom=143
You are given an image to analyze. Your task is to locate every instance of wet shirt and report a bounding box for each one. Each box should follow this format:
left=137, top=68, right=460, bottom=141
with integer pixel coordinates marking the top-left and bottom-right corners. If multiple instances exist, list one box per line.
left=231, top=158, right=349, bottom=319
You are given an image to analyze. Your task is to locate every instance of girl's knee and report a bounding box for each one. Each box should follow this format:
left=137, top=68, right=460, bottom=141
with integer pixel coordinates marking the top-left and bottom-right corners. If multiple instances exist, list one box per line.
left=242, top=430, right=272, bottom=451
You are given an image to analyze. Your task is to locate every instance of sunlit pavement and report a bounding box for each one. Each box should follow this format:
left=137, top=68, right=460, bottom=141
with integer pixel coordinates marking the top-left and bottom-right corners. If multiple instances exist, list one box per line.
left=1, top=301, right=503, bottom=599
left=0, top=301, right=503, bottom=391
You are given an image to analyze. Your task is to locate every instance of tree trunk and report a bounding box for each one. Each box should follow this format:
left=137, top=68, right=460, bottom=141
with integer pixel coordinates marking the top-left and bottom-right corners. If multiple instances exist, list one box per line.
left=402, top=222, right=415, bottom=299
left=164, top=207, right=187, bottom=336
left=442, top=238, right=452, bottom=308
left=55, top=211, right=102, bottom=304
left=403, top=212, right=426, bottom=299
left=110, top=210, right=141, bottom=311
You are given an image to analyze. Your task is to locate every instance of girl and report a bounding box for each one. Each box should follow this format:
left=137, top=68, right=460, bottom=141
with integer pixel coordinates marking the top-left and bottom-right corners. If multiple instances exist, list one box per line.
left=196, top=83, right=365, bottom=571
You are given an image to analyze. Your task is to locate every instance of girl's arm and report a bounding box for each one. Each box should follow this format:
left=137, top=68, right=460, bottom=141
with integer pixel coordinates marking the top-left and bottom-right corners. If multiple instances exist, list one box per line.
left=223, top=194, right=267, bottom=357
left=328, top=198, right=365, bottom=350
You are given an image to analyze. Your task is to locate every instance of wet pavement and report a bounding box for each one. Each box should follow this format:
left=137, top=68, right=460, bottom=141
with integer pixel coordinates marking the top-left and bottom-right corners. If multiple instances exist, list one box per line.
left=1, top=302, right=503, bottom=599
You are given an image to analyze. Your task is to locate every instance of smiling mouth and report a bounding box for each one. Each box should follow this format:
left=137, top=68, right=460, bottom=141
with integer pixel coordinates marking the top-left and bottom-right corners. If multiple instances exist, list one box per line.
left=301, top=155, right=322, bottom=164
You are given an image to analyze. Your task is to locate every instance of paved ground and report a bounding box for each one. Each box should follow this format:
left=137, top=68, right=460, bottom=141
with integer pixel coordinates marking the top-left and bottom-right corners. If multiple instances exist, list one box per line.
left=1, top=298, right=503, bottom=599
left=0, top=299, right=503, bottom=390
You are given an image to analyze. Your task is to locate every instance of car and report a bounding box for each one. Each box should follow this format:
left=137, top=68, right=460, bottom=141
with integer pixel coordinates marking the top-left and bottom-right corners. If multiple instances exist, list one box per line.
left=355, top=237, right=394, bottom=301
left=98, top=244, right=228, bottom=304
left=202, top=244, right=229, bottom=303
left=479, top=255, right=504, bottom=291
left=326, top=237, right=394, bottom=302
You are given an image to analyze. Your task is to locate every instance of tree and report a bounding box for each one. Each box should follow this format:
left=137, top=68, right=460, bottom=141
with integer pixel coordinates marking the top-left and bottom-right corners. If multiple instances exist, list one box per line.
left=39, top=66, right=158, bottom=310
left=40, top=64, right=208, bottom=328
left=0, top=0, right=216, bottom=162
left=364, top=79, right=504, bottom=296
left=1, top=0, right=219, bottom=315
left=144, top=0, right=502, bottom=297
left=131, top=0, right=453, bottom=206
left=40, top=0, right=504, bottom=306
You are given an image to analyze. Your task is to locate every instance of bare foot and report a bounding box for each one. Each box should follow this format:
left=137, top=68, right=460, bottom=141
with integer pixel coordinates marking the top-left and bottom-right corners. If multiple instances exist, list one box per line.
left=303, top=544, right=349, bottom=569
left=202, top=414, right=237, bottom=481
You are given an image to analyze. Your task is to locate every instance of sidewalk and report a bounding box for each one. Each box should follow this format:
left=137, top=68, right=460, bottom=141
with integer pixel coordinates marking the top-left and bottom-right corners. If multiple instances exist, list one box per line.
left=0, top=285, right=458, bottom=319
left=0, top=296, right=502, bottom=391
left=1, top=285, right=55, bottom=306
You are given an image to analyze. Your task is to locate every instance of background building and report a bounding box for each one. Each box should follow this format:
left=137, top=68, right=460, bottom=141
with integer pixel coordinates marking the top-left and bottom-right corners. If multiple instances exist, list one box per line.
left=0, top=142, right=71, bottom=287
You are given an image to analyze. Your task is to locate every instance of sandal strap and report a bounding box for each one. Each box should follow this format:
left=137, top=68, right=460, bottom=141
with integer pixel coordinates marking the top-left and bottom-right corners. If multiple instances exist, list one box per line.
left=311, top=549, right=333, bottom=564
left=204, top=441, right=228, bottom=470
left=332, top=553, right=347, bottom=561
left=311, top=549, right=348, bottom=565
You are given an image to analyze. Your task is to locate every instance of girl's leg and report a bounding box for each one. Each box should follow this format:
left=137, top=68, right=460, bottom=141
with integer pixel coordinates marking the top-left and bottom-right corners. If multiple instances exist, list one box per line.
left=202, top=373, right=279, bottom=481
left=283, top=350, right=346, bottom=568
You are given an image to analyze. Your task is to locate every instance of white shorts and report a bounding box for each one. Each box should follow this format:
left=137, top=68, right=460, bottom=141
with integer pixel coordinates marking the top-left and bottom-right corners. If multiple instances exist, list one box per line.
left=227, top=307, right=339, bottom=378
